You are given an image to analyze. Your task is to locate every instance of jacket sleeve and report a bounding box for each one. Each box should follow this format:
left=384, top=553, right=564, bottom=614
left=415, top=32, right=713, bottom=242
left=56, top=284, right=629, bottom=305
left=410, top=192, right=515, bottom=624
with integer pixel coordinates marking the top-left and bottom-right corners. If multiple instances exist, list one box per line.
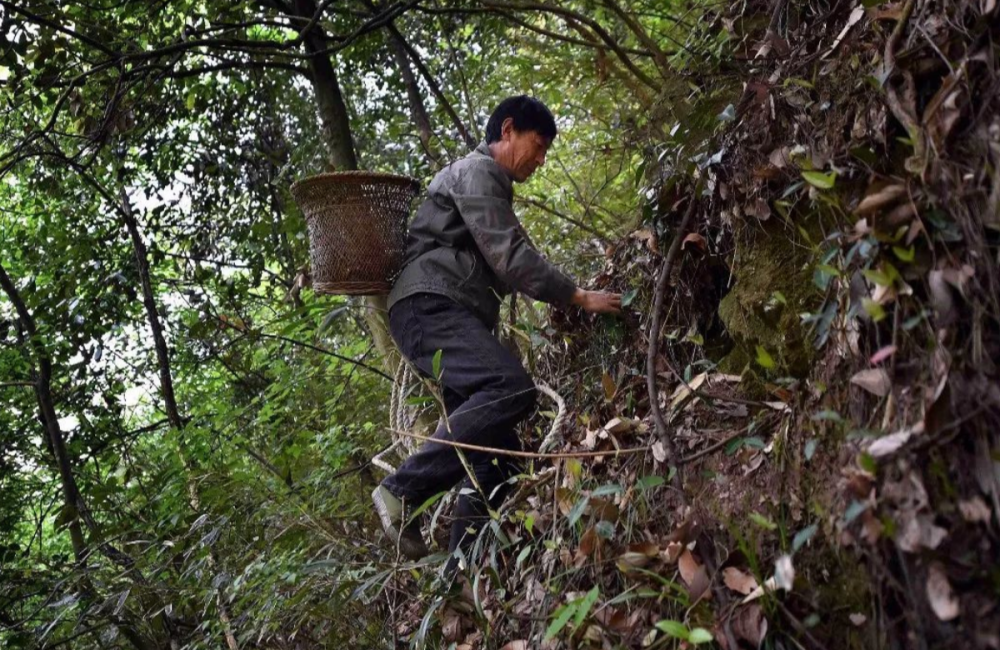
left=450, top=161, right=578, bottom=307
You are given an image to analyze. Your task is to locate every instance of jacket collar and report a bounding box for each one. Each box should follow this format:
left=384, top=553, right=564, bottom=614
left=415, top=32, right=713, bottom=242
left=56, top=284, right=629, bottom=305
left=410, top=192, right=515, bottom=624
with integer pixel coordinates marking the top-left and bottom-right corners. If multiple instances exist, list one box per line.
left=473, top=141, right=516, bottom=182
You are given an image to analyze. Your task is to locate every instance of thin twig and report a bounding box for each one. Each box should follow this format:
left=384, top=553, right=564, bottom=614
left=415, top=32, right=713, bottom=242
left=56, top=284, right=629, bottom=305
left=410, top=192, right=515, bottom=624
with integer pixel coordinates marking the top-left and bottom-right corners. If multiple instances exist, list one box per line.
left=645, top=198, right=698, bottom=473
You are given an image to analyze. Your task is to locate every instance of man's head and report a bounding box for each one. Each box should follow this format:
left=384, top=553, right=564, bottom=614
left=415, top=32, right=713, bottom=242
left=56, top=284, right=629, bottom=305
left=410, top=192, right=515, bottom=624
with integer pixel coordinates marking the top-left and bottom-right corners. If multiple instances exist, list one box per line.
left=485, top=95, right=557, bottom=182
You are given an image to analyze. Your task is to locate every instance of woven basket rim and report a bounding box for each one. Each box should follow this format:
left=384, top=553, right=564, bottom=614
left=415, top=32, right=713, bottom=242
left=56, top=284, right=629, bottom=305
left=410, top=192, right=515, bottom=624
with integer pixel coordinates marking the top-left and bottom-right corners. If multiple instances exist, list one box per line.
left=290, top=170, right=420, bottom=194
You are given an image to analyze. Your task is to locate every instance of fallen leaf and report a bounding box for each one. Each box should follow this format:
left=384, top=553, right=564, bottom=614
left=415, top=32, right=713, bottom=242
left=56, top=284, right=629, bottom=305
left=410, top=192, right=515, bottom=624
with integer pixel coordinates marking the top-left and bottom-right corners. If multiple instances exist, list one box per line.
left=651, top=440, right=668, bottom=463
left=631, top=227, right=659, bottom=254
left=897, top=514, right=947, bottom=552
left=867, top=429, right=913, bottom=458
left=869, top=3, right=904, bottom=20
left=723, top=567, right=759, bottom=595
left=774, top=555, right=795, bottom=591
left=617, top=541, right=659, bottom=572
left=603, top=417, right=644, bottom=435
left=601, top=372, right=617, bottom=401
left=958, top=496, right=992, bottom=523
left=850, top=613, right=867, bottom=626
left=928, top=270, right=956, bottom=325
left=768, top=147, right=791, bottom=168
left=678, top=550, right=712, bottom=601
left=731, top=604, right=768, bottom=647
left=682, top=232, right=707, bottom=252
left=826, top=4, right=866, bottom=55
left=662, top=540, right=684, bottom=563
left=870, top=345, right=897, bottom=364
left=926, top=562, right=960, bottom=621
left=575, top=526, right=599, bottom=567
left=850, top=368, right=892, bottom=396
left=855, top=182, right=906, bottom=215
left=500, top=642, right=529, bottom=650
left=442, top=607, right=463, bottom=642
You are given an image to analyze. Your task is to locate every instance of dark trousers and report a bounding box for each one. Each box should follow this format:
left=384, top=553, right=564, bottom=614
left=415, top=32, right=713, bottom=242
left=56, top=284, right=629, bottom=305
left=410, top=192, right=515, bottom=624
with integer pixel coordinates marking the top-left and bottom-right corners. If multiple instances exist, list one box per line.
left=383, top=292, right=534, bottom=554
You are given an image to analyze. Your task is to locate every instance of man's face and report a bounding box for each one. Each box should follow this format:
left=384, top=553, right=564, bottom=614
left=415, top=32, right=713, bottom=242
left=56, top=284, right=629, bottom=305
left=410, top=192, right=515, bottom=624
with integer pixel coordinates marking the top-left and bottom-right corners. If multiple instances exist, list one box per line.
left=504, top=121, right=552, bottom=182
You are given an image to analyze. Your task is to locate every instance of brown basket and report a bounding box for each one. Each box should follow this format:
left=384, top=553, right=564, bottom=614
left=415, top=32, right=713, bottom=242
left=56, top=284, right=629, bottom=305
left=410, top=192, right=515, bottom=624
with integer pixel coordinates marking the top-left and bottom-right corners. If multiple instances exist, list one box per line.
left=290, top=171, right=420, bottom=295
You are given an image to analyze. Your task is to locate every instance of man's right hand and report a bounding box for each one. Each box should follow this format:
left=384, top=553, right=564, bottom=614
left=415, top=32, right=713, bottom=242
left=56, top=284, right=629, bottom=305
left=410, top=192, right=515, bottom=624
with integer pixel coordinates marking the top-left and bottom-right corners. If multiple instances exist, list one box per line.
left=571, top=288, right=622, bottom=314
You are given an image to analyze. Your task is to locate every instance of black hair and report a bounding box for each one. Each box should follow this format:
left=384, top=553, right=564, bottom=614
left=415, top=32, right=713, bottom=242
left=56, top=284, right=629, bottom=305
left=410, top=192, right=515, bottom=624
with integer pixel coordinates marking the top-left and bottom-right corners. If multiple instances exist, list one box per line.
left=484, top=95, right=558, bottom=144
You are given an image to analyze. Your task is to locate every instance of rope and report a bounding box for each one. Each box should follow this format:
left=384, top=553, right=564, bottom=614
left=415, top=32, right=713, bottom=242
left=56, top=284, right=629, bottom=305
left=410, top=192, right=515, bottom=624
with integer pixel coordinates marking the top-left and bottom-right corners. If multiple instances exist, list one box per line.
left=537, top=380, right=567, bottom=451
left=389, top=427, right=653, bottom=459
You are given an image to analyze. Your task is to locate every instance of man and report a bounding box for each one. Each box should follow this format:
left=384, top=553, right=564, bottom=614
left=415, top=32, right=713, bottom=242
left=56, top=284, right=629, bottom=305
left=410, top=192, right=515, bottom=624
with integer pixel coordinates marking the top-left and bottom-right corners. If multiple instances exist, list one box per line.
left=372, top=95, right=621, bottom=565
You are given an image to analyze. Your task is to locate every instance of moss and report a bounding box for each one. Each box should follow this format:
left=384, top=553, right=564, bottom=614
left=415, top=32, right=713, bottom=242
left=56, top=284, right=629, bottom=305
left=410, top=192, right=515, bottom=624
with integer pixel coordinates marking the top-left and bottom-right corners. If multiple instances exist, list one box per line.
left=717, top=219, right=821, bottom=378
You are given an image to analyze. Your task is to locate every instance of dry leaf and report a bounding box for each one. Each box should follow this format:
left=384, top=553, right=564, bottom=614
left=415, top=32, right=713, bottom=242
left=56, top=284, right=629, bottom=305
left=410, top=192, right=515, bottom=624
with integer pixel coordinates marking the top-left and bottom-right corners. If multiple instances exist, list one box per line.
left=603, top=417, right=644, bottom=435
left=723, top=567, right=759, bottom=595
left=682, top=232, right=708, bottom=252
left=926, top=562, right=960, bottom=621
left=618, top=541, right=659, bottom=572
left=855, top=183, right=906, bottom=215
left=867, top=429, right=913, bottom=458
left=662, top=540, right=684, bottom=563
left=731, top=604, right=768, bottom=647
left=442, top=607, right=463, bottom=642
left=575, top=526, right=599, bottom=567
left=601, top=372, right=617, bottom=401
left=850, top=613, right=867, bottom=626
left=928, top=270, right=956, bottom=324
left=870, top=345, right=897, bottom=364
left=826, top=4, right=866, bottom=56
left=630, top=227, right=658, bottom=254
left=500, top=642, right=528, bottom=650
left=774, top=555, right=795, bottom=591
left=678, top=550, right=712, bottom=601
left=651, top=440, right=668, bottom=463
left=897, top=514, right=947, bottom=552
left=851, top=368, right=892, bottom=396
left=958, top=496, right=992, bottom=523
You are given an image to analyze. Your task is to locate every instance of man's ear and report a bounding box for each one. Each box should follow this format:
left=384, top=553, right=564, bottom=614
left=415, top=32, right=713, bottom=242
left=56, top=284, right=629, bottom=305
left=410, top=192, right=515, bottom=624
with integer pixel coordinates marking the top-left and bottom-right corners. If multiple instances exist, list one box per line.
left=501, top=117, right=515, bottom=140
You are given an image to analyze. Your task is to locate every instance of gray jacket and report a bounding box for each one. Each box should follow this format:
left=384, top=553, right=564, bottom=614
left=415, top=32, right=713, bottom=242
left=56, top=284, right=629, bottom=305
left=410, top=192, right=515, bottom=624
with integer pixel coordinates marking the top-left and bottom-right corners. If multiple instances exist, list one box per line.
left=388, top=142, right=578, bottom=328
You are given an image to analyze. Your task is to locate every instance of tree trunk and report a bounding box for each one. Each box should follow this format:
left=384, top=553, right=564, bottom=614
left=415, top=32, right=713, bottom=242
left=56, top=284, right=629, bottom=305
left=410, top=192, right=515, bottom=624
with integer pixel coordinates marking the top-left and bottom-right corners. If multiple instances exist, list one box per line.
left=287, top=0, right=440, bottom=444
left=119, top=187, right=240, bottom=650
left=293, top=0, right=358, bottom=171
left=0, top=262, right=171, bottom=650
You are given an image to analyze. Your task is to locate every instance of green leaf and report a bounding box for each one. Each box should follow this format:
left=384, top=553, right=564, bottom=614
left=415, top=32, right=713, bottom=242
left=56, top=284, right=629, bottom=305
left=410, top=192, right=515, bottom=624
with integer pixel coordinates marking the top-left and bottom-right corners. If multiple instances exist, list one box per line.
left=567, top=497, right=589, bottom=527
left=544, top=602, right=577, bottom=641
left=432, top=349, right=443, bottom=380
left=892, top=245, right=915, bottom=262
left=592, top=484, right=623, bottom=497
left=655, top=620, right=689, bottom=639
left=811, top=409, right=843, bottom=422
left=573, top=586, right=600, bottom=628
left=844, top=500, right=869, bottom=523
left=862, top=268, right=892, bottom=286
left=689, top=628, right=715, bottom=644
left=792, top=524, right=818, bottom=552
left=621, top=287, right=638, bottom=307
left=755, top=345, right=775, bottom=370
left=406, top=492, right=446, bottom=524
left=804, top=438, right=818, bottom=461
left=802, top=170, right=837, bottom=189
left=862, top=298, right=887, bottom=322
left=636, top=475, right=665, bottom=491
left=749, top=512, right=778, bottom=531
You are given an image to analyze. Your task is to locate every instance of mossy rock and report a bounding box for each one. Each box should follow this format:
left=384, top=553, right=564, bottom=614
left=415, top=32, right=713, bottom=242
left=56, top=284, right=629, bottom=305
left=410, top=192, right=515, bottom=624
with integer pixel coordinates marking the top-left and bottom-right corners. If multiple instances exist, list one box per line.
left=717, top=219, right=821, bottom=378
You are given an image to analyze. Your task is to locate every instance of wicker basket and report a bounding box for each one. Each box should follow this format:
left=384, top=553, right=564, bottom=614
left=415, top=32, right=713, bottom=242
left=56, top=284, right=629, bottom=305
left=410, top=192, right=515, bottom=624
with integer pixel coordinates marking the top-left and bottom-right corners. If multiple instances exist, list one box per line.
left=290, top=171, right=420, bottom=295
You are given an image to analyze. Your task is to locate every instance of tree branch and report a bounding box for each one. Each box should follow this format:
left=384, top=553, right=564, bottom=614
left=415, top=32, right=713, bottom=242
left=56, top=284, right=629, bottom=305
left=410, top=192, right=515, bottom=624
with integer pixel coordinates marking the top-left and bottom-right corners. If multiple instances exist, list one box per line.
left=482, top=0, right=661, bottom=91
left=389, top=22, right=477, bottom=150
